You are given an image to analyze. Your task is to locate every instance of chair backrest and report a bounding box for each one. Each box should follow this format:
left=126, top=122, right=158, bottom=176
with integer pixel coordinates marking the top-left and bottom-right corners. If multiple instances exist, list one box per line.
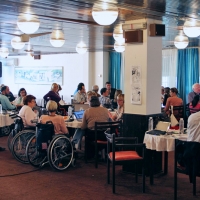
left=170, top=105, right=184, bottom=121
left=36, top=121, right=54, bottom=151
left=106, top=133, right=145, bottom=158
left=95, top=121, right=122, bottom=138
left=175, top=139, right=200, bottom=174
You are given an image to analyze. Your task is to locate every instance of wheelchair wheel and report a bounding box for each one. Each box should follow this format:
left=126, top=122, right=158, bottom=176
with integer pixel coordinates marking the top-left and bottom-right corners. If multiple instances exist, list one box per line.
left=7, top=130, right=16, bottom=152
left=2, top=126, right=11, bottom=136
left=11, top=130, right=35, bottom=164
left=48, top=135, right=73, bottom=171
left=26, top=135, right=47, bottom=167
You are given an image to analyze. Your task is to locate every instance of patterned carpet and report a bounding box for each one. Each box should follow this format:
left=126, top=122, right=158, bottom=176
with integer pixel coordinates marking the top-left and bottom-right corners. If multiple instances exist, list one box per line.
left=0, top=136, right=199, bottom=200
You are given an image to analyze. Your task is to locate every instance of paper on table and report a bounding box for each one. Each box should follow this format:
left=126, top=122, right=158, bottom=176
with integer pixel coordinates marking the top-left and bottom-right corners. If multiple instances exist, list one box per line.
left=59, top=100, right=65, bottom=105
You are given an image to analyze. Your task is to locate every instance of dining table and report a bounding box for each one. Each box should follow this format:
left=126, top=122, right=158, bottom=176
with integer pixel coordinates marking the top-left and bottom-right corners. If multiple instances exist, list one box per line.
left=143, top=131, right=187, bottom=184
left=0, top=112, right=15, bottom=136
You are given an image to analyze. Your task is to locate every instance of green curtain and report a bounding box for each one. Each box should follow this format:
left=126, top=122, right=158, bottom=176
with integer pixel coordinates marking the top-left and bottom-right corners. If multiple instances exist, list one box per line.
left=109, top=52, right=121, bottom=89
left=177, top=48, right=199, bottom=104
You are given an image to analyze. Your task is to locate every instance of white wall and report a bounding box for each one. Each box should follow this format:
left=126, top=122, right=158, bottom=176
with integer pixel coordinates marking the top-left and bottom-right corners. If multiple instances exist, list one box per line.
left=88, top=52, right=109, bottom=90
left=2, top=52, right=109, bottom=103
left=2, top=53, right=89, bottom=103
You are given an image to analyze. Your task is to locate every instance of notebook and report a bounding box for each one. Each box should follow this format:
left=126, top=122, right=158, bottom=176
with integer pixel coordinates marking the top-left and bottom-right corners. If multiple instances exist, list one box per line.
left=73, top=110, right=85, bottom=122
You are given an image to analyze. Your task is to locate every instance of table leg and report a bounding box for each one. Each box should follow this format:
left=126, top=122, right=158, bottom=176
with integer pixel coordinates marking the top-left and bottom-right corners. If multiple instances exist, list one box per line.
left=150, top=150, right=154, bottom=185
left=164, top=151, right=168, bottom=175
left=72, top=128, right=84, bottom=149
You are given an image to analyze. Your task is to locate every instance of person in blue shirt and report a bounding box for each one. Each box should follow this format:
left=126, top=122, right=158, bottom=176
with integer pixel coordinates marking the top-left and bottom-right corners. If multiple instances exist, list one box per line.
left=0, top=86, right=16, bottom=110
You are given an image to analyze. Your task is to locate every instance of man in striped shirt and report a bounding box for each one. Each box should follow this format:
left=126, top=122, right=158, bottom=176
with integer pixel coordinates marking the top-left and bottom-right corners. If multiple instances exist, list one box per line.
left=99, top=88, right=111, bottom=108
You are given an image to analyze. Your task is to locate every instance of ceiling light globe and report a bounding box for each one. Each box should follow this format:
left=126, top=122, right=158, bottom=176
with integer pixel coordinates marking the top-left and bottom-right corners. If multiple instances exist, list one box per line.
left=50, top=30, right=65, bottom=47
left=11, top=37, right=25, bottom=49
left=76, top=42, right=87, bottom=54
left=174, top=32, right=189, bottom=49
left=17, top=17, right=40, bottom=34
left=113, top=33, right=125, bottom=43
left=92, top=3, right=118, bottom=25
left=183, top=20, right=200, bottom=38
left=114, top=41, right=125, bottom=52
left=0, top=47, right=9, bottom=58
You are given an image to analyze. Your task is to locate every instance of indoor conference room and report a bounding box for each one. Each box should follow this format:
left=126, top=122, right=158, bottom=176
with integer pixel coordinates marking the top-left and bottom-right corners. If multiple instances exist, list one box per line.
left=0, top=0, right=200, bottom=199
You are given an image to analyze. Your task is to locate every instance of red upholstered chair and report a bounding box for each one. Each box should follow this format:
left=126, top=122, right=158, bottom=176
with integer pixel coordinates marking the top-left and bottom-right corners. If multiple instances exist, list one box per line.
left=106, top=133, right=146, bottom=193
left=85, top=121, right=122, bottom=168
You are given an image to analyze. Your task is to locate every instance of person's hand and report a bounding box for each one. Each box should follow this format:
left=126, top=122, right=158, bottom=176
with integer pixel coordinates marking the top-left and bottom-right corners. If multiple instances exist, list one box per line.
left=108, top=111, right=114, bottom=120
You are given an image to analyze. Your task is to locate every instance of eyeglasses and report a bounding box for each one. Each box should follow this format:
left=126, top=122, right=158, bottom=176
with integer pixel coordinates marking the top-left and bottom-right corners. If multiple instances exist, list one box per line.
left=31, top=100, right=36, bottom=103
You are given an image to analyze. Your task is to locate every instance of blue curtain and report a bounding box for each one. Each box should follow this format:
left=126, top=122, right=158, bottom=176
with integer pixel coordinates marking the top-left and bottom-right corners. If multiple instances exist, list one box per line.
left=177, top=48, right=199, bottom=104
left=109, top=52, right=121, bottom=89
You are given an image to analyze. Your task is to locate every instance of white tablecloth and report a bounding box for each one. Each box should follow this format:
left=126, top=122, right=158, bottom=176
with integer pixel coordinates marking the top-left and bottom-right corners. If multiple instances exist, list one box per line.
left=65, top=120, right=82, bottom=128
left=143, top=133, right=187, bottom=152
left=0, top=114, right=15, bottom=127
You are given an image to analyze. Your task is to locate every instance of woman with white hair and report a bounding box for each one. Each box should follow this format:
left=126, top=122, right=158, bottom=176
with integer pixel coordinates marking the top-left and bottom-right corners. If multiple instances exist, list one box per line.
left=40, top=100, right=68, bottom=134
left=188, top=83, right=200, bottom=103
left=92, top=85, right=100, bottom=97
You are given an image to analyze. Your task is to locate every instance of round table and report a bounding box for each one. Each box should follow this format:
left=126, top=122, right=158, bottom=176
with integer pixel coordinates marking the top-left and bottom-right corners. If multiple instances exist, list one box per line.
left=0, top=113, right=15, bottom=136
left=143, top=133, right=187, bottom=152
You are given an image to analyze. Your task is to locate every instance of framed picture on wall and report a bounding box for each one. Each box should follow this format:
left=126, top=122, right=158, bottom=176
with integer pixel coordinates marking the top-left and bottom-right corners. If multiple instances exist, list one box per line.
left=14, top=66, right=63, bottom=85
left=131, top=66, right=142, bottom=104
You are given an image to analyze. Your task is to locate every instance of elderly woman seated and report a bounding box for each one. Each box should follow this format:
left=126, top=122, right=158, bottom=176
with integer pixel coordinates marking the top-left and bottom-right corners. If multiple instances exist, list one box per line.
left=109, top=94, right=124, bottom=121
left=81, top=96, right=109, bottom=141
left=18, top=95, right=38, bottom=128
left=40, top=100, right=68, bottom=134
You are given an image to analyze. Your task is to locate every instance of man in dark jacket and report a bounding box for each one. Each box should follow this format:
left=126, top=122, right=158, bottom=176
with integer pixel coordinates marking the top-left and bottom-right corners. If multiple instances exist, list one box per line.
left=105, top=81, right=116, bottom=100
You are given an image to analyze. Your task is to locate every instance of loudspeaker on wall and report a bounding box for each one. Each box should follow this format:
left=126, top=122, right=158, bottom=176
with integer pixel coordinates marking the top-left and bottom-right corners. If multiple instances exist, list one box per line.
left=149, top=24, right=165, bottom=36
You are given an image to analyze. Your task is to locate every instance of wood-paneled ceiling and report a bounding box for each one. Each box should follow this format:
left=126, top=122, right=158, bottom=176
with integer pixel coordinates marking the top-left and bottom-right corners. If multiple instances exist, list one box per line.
left=0, top=0, right=200, bottom=56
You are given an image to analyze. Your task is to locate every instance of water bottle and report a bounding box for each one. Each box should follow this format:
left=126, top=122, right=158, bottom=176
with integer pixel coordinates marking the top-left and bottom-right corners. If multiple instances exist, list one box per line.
left=148, top=117, right=153, bottom=131
left=179, top=118, right=184, bottom=134
left=68, top=106, right=73, bottom=116
left=0, top=104, right=2, bottom=114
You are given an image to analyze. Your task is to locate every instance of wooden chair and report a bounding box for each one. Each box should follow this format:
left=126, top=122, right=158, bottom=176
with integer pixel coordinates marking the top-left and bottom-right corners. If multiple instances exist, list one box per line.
left=170, top=105, right=184, bottom=121
left=84, top=121, right=122, bottom=168
left=174, top=139, right=200, bottom=199
left=106, top=133, right=146, bottom=193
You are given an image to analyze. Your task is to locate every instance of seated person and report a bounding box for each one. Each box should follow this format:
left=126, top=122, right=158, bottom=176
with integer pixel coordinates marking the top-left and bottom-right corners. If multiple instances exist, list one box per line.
left=40, top=100, right=68, bottom=134
left=163, top=87, right=170, bottom=106
left=99, top=88, right=111, bottom=108
left=188, top=83, right=200, bottom=103
left=74, top=82, right=84, bottom=95
left=92, top=85, right=101, bottom=97
left=73, top=83, right=87, bottom=104
left=81, top=96, right=109, bottom=141
left=164, top=87, right=183, bottom=116
left=189, top=95, right=200, bottom=114
left=85, top=91, right=97, bottom=104
left=0, top=84, right=16, bottom=102
left=112, top=89, right=122, bottom=109
left=12, top=88, right=27, bottom=108
left=0, top=86, right=16, bottom=110
left=105, top=81, right=116, bottom=100
left=109, top=94, right=124, bottom=121
left=18, top=95, right=38, bottom=128
left=187, top=111, right=200, bottom=142
left=43, top=83, right=61, bottom=104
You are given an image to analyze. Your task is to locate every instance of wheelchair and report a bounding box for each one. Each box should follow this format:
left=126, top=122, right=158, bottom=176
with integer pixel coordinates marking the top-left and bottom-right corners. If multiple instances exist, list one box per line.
left=7, top=114, right=24, bottom=151
left=26, top=121, right=76, bottom=171
left=9, top=116, right=36, bottom=164
left=8, top=107, right=48, bottom=163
